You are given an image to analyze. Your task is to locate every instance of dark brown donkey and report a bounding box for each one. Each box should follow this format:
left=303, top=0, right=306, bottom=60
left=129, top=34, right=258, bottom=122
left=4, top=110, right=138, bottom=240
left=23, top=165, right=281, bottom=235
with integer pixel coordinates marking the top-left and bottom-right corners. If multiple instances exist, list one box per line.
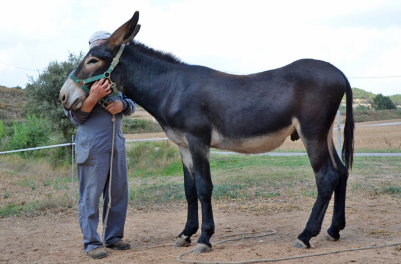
left=60, top=11, right=354, bottom=254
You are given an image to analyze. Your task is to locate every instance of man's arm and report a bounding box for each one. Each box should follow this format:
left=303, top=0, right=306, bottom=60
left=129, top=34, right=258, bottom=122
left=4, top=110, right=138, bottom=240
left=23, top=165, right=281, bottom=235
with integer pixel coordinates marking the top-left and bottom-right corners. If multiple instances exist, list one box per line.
left=105, top=94, right=136, bottom=116
left=120, top=95, right=136, bottom=116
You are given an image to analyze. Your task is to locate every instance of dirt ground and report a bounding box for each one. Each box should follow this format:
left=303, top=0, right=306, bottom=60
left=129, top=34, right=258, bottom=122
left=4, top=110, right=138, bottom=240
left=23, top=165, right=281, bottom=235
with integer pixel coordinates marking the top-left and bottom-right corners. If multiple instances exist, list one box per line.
left=1, top=194, right=401, bottom=264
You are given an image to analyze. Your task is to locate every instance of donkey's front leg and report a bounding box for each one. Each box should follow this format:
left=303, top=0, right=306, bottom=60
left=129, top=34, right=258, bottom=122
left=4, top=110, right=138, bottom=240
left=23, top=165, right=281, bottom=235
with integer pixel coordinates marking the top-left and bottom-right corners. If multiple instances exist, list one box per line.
left=189, top=137, right=214, bottom=253
left=174, top=146, right=199, bottom=247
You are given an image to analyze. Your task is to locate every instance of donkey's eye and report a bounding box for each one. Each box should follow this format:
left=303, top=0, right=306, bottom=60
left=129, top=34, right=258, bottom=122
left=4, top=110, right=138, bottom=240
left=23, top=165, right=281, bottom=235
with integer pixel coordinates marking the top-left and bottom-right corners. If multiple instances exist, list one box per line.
left=87, top=58, right=99, bottom=64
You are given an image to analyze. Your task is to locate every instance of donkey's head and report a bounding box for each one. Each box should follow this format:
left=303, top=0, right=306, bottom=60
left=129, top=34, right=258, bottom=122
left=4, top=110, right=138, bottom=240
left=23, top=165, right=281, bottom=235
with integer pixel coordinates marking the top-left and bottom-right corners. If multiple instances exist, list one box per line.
left=60, top=11, right=141, bottom=111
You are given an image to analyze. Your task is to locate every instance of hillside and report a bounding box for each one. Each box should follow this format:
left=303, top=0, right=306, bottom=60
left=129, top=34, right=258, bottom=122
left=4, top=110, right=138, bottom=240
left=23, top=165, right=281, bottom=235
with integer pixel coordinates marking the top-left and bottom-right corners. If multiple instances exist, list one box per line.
left=0, top=85, right=26, bottom=121
left=352, top=87, right=401, bottom=107
left=0, top=85, right=399, bottom=122
left=390, top=94, right=401, bottom=106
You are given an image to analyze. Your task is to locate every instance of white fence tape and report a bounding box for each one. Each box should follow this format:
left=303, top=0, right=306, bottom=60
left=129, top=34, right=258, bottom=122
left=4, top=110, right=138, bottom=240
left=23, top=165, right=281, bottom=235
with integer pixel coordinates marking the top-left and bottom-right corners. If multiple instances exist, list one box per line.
left=0, top=119, right=400, bottom=156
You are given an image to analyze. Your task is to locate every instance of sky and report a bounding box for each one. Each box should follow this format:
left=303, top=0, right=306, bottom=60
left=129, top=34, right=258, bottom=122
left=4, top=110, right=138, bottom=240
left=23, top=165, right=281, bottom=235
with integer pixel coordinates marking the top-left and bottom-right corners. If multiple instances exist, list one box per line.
left=0, top=0, right=400, bottom=95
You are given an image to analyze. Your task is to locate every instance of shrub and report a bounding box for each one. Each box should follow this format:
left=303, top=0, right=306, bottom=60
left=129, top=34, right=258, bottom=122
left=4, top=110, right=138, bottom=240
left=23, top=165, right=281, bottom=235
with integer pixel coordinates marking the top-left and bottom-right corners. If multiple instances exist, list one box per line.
left=372, top=94, right=397, bottom=110
left=0, top=120, right=5, bottom=139
left=7, top=115, right=50, bottom=156
left=25, top=52, right=84, bottom=141
left=355, top=104, right=370, bottom=111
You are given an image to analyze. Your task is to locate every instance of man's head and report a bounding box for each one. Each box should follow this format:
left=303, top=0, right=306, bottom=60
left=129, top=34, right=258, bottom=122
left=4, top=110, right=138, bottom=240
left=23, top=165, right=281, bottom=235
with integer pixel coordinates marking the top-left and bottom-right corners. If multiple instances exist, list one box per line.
left=60, top=12, right=140, bottom=111
left=89, top=31, right=111, bottom=49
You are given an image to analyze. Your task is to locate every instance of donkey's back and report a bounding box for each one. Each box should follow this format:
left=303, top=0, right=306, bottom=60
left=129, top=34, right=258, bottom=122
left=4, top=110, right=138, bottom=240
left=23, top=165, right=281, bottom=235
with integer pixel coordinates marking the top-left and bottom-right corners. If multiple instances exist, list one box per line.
left=165, top=59, right=347, bottom=154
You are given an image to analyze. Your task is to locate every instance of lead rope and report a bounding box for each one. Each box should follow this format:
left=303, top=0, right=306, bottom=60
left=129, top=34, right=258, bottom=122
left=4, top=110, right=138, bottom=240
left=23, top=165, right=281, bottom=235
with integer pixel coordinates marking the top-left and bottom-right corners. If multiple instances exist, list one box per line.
left=176, top=231, right=401, bottom=264
left=102, top=114, right=116, bottom=248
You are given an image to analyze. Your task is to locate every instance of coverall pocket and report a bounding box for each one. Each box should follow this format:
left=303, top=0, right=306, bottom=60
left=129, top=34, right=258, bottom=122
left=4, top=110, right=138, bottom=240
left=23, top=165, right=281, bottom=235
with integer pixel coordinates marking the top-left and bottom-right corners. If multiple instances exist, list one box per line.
left=75, top=140, right=92, bottom=165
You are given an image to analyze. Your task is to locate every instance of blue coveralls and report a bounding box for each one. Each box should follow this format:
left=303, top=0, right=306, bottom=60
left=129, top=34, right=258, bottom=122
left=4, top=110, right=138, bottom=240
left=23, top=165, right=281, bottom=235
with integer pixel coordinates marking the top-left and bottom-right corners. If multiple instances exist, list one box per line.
left=65, top=93, right=135, bottom=252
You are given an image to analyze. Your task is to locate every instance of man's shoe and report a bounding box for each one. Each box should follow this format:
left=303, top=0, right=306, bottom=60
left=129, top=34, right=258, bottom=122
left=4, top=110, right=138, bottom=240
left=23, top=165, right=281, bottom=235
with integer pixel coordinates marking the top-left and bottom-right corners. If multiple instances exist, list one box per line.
left=107, top=240, right=131, bottom=250
left=87, top=247, right=108, bottom=259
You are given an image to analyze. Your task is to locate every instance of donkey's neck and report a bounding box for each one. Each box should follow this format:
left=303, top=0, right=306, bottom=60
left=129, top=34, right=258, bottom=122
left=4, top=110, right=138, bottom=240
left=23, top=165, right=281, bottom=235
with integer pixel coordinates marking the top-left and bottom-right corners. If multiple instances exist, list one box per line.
left=118, top=47, right=184, bottom=122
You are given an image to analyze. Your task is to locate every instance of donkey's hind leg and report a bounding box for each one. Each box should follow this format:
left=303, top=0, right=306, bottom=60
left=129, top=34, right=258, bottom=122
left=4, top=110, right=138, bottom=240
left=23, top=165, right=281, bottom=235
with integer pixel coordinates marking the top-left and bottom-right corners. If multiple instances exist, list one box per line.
left=294, top=138, right=339, bottom=248
left=326, top=144, right=349, bottom=241
left=174, top=146, right=199, bottom=247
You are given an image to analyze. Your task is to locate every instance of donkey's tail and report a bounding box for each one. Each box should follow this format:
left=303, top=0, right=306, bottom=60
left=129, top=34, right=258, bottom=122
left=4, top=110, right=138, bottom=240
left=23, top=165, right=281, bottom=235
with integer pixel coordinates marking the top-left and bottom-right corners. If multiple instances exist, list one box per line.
left=342, top=76, right=354, bottom=170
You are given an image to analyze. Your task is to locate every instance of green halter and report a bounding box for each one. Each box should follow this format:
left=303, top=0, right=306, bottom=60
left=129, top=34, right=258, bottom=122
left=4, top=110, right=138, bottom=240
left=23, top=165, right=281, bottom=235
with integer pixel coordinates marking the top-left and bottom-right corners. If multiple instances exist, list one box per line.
left=69, top=44, right=126, bottom=106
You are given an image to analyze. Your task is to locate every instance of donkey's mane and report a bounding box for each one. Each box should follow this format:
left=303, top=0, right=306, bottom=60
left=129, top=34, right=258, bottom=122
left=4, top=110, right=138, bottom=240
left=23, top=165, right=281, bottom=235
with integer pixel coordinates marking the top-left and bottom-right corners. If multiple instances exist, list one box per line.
left=129, top=41, right=186, bottom=65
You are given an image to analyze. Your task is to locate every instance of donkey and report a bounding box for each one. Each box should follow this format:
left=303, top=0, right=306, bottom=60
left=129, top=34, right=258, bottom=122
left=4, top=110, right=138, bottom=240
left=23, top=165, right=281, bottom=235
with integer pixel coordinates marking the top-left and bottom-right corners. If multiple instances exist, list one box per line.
left=60, top=11, right=354, bottom=253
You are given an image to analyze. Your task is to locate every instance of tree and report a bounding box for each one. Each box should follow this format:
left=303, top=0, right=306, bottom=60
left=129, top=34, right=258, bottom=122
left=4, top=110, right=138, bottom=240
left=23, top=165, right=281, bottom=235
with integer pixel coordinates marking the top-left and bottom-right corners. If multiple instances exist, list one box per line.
left=372, top=94, right=397, bottom=110
left=25, top=52, right=84, bottom=141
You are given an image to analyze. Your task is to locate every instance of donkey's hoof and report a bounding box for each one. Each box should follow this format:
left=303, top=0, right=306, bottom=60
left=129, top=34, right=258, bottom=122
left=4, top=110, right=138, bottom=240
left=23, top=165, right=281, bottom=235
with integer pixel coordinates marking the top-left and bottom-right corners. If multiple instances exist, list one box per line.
left=194, top=243, right=212, bottom=254
left=325, top=232, right=339, bottom=242
left=174, top=237, right=191, bottom=247
left=293, top=239, right=309, bottom=249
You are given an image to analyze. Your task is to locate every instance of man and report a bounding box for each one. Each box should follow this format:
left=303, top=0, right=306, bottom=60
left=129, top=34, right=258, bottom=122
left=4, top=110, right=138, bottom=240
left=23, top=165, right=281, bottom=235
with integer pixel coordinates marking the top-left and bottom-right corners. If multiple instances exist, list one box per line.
left=64, top=31, right=136, bottom=259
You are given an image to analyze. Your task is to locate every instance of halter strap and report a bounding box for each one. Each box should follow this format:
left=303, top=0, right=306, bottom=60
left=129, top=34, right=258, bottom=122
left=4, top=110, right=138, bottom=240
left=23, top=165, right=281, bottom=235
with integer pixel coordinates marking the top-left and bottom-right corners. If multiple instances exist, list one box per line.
left=69, top=44, right=126, bottom=105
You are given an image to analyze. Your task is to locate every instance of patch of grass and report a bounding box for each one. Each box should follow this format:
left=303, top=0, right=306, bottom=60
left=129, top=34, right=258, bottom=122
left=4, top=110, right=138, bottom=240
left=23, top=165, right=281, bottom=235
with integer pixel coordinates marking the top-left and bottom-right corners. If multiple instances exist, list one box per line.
left=122, top=118, right=164, bottom=134
left=3, top=190, right=10, bottom=199
left=15, top=176, right=37, bottom=190
left=213, top=183, right=248, bottom=200
left=353, top=109, right=401, bottom=123
left=255, top=191, right=280, bottom=198
left=302, top=189, right=318, bottom=198
left=129, top=182, right=185, bottom=205
left=210, top=154, right=311, bottom=171
left=126, top=141, right=182, bottom=177
left=164, top=161, right=183, bottom=176
left=52, top=178, right=68, bottom=190
left=0, top=154, right=71, bottom=180
left=0, top=193, right=75, bottom=217
left=381, top=184, right=401, bottom=195
left=0, top=201, right=42, bottom=217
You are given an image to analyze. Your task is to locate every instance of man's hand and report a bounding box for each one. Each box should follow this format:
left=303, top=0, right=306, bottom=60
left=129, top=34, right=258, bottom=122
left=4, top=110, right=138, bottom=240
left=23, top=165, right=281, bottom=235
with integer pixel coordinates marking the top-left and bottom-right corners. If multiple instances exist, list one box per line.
left=105, top=100, right=124, bottom=114
left=80, top=79, right=111, bottom=113
left=89, top=79, right=111, bottom=101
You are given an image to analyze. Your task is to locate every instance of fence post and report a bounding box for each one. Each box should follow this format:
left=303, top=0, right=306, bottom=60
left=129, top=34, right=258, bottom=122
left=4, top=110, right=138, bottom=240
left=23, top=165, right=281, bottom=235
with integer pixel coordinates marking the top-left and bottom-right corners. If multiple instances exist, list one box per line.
left=337, top=110, right=341, bottom=157
left=71, top=135, right=75, bottom=197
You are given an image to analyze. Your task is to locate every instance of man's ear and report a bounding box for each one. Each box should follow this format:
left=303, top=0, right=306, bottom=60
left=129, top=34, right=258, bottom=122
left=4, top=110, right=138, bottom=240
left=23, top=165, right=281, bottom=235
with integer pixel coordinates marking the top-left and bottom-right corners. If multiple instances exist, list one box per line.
left=123, top=24, right=141, bottom=44
left=108, top=11, right=139, bottom=47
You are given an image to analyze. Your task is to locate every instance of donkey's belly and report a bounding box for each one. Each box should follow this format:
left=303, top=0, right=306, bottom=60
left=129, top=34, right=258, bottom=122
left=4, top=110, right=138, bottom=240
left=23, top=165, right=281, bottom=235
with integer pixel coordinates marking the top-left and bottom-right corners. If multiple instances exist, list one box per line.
left=211, top=118, right=299, bottom=154
left=164, top=118, right=300, bottom=154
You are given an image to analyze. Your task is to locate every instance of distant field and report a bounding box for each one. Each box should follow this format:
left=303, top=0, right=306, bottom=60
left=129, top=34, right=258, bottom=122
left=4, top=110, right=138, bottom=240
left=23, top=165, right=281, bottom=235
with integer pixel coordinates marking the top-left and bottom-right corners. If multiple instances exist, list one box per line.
left=125, top=118, right=401, bottom=153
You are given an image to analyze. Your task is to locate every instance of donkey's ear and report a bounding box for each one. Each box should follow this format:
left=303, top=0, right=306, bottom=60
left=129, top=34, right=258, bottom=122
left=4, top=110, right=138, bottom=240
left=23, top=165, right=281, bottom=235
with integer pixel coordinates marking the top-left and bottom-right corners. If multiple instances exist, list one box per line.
left=123, top=24, right=141, bottom=44
left=109, top=11, right=139, bottom=47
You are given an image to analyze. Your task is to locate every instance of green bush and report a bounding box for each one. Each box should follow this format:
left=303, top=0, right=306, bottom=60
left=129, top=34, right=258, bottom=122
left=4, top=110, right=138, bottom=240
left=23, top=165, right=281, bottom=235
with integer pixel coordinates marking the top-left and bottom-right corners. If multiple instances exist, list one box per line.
left=0, top=120, right=5, bottom=139
left=355, top=104, right=370, bottom=111
left=372, top=94, right=397, bottom=110
left=25, top=52, right=83, bottom=141
left=7, top=114, right=50, bottom=156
